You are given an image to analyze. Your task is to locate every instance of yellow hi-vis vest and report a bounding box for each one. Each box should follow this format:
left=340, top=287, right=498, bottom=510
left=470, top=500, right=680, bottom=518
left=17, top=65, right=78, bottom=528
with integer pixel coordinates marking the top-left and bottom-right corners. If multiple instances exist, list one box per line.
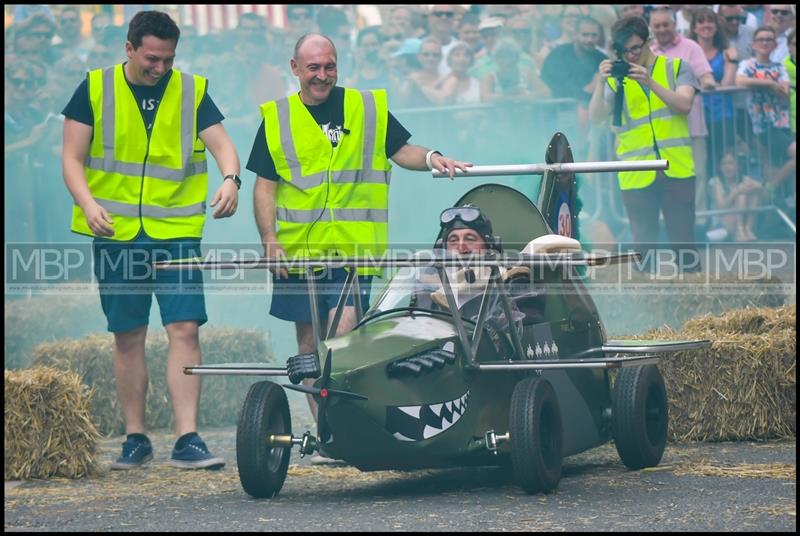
left=608, top=55, right=694, bottom=190
left=71, top=65, right=209, bottom=240
left=262, top=88, right=392, bottom=275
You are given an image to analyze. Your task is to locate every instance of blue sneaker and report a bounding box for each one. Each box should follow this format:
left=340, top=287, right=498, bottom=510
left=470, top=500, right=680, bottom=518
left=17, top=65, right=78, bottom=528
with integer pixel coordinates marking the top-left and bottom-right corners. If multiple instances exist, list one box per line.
left=111, top=435, right=153, bottom=470
left=169, top=434, right=225, bottom=470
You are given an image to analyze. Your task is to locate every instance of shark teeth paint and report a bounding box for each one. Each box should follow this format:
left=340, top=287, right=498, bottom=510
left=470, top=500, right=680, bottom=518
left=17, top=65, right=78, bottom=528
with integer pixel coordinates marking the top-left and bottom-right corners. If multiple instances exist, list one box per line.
left=386, top=391, right=470, bottom=441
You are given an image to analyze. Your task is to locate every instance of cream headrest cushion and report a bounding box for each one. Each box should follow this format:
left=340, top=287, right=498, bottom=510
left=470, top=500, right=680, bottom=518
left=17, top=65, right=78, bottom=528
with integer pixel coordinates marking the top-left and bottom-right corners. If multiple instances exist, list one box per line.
left=522, top=234, right=581, bottom=254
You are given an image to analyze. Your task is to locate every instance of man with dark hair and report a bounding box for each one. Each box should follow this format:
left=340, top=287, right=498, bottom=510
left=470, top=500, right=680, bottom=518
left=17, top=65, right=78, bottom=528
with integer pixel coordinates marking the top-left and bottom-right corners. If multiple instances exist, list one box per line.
left=286, top=4, right=317, bottom=39
left=589, top=16, right=700, bottom=269
left=541, top=16, right=608, bottom=112
left=249, top=34, right=470, bottom=462
left=62, top=10, right=241, bottom=470
left=315, top=6, right=355, bottom=79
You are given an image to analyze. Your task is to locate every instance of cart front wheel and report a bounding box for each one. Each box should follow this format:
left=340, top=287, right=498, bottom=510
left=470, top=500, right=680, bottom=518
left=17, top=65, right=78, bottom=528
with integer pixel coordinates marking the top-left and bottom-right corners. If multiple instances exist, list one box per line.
left=612, top=365, right=668, bottom=470
left=237, top=381, right=292, bottom=498
left=509, top=376, right=563, bottom=494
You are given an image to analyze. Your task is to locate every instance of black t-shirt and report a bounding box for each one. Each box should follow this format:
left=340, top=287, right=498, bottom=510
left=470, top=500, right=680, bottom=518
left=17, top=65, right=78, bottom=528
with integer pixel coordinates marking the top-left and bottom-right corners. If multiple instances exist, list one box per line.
left=541, top=44, right=608, bottom=104
left=61, top=65, right=224, bottom=133
left=246, top=86, right=411, bottom=181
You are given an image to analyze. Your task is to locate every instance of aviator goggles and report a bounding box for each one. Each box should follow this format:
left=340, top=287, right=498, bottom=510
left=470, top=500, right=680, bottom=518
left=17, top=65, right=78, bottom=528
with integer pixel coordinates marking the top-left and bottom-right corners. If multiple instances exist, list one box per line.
left=440, top=206, right=484, bottom=226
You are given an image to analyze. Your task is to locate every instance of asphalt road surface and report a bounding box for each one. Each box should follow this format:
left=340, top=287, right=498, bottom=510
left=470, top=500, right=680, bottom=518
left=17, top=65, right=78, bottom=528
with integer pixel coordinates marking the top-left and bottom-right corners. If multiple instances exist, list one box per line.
left=5, top=396, right=796, bottom=532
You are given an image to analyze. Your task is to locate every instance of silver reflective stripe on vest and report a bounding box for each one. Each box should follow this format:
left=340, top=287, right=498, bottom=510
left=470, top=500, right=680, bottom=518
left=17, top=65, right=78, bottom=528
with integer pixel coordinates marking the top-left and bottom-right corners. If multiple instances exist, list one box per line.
left=277, top=207, right=388, bottom=223
left=361, top=90, right=376, bottom=171
left=618, top=136, right=692, bottom=159
left=96, top=198, right=205, bottom=218
left=336, top=208, right=388, bottom=222
left=619, top=107, right=674, bottom=133
left=277, top=207, right=330, bottom=223
left=284, top=168, right=391, bottom=191
left=179, top=72, right=195, bottom=167
left=141, top=202, right=205, bottom=218
left=276, top=98, right=300, bottom=181
left=91, top=67, right=207, bottom=182
left=289, top=171, right=328, bottom=190
left=665, top=58, right=676, bottom=90
left=102, top=66, right=115, bottom=160
left=332, top=169, right=389, bottom=184
left=86, top=158, right=207, bottom=181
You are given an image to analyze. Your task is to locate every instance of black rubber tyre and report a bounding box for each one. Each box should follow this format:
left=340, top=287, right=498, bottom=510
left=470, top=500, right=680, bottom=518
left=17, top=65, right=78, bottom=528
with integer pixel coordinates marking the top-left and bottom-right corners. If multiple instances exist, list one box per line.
left=509, top=376, right=563, bottom=494
left=612, top=365, right=668, bottom=470
left=237, top=381, right=292, bottom=498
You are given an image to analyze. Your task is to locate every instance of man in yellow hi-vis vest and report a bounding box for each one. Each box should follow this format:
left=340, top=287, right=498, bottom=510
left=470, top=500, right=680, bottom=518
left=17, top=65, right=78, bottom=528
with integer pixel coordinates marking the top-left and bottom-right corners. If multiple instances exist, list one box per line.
left=249, top=34, right=471, bottom=460
left=589, top=16, right=700, bottom=271
left=62, top=11, right=240, bottom=471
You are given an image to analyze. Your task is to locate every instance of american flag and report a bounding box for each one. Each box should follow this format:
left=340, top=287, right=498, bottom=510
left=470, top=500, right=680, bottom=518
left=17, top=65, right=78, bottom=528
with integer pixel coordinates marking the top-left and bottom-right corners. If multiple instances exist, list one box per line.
left=178, top=5, right=287, bottom=35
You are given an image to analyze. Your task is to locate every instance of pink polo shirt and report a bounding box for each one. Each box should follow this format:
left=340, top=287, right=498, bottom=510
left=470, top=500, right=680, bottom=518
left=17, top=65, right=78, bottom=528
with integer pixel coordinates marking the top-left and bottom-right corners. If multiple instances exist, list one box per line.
left=651, top=34, right=711, bottom=137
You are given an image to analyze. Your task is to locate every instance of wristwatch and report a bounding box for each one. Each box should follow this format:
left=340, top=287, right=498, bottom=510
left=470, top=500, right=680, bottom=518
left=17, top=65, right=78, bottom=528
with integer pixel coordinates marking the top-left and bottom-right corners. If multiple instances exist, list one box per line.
left=224, top=174, right=241, bottom=190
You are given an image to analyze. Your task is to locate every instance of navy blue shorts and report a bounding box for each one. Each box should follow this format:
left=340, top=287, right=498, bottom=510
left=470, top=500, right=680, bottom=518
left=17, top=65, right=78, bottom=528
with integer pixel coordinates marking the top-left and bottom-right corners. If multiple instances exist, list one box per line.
left=270, top=267, right=372, bottom=324
left=93, top=234, right=208, bottom=333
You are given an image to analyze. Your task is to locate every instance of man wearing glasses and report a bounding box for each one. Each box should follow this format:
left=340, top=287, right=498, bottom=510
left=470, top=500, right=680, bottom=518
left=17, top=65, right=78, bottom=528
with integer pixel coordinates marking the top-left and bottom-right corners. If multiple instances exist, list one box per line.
left=767, top=5, right=795, bottom=62
left=426, top=5, right=460, bottom=76
left=589, top=16, right=700, bottom=271
left=11, top=13, right=59, bottom=66
left=286, top=4, right=317, bottom=40
left=717, top=5, right=756, bottom=62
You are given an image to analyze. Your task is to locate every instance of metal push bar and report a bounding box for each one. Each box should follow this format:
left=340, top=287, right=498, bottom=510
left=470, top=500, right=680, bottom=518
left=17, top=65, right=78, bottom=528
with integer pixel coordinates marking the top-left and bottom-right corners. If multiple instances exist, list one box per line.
left=431, top=159, right=669, bottom=178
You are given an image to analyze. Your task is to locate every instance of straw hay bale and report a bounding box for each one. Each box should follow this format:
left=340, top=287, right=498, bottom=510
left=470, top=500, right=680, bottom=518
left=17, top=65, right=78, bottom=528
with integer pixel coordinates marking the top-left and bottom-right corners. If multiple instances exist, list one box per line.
left=683, top=304, right=795, bottom=334
left=626, top=305, right=796, bottom=442
left=5, top=367, right=100, bottom=480
left=31, top=328, right=274, bottom=436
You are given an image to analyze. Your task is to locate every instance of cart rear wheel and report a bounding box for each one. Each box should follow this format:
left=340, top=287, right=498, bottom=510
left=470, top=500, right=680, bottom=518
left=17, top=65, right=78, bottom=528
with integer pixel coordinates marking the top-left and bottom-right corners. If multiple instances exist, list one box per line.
left=509, top=376, right=563, bottom=494
left=237, top=381, right=291, bottom=498
left=612, top=365, right=668, bottom=470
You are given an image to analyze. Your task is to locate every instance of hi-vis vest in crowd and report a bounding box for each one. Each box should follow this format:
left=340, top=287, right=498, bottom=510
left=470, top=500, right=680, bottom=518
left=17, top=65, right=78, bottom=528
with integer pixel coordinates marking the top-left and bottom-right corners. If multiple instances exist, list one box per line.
left=71, top=65, right=209, bottom=240
left=607, top=55, right=694, bottom=190
left=262, top=88, right=392, bottom=275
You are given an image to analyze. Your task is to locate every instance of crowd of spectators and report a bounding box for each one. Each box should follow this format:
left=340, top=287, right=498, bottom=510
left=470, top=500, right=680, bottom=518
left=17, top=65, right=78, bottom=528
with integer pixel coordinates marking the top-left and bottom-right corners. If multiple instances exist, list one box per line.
left=4, top=4, right=796, bottom=245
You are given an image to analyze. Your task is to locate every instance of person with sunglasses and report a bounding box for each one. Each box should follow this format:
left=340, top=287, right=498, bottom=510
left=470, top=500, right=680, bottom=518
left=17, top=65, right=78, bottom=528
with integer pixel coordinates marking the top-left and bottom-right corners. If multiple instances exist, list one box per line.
left=767, top=5, right=795, bottom=63
left=716, top=5, right=756, bottom=62
left=589, top=16, right=701, bottom=272
left=249, top=34, right=471, bottom=458
left=425, top=5, right=460, bottom=76
left=10, top=12, right=59, bottom=66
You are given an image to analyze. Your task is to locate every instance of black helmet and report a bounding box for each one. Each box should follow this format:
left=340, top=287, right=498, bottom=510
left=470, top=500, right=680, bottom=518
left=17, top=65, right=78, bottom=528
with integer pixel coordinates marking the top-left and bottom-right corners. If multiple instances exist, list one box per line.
left=438, top=204, right=502, bottom=251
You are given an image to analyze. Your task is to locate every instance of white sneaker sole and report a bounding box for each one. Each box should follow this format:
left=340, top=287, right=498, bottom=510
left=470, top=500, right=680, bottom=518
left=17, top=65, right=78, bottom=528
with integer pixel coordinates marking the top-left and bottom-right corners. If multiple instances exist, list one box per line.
left=169, top=457, right=225, bottom=470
